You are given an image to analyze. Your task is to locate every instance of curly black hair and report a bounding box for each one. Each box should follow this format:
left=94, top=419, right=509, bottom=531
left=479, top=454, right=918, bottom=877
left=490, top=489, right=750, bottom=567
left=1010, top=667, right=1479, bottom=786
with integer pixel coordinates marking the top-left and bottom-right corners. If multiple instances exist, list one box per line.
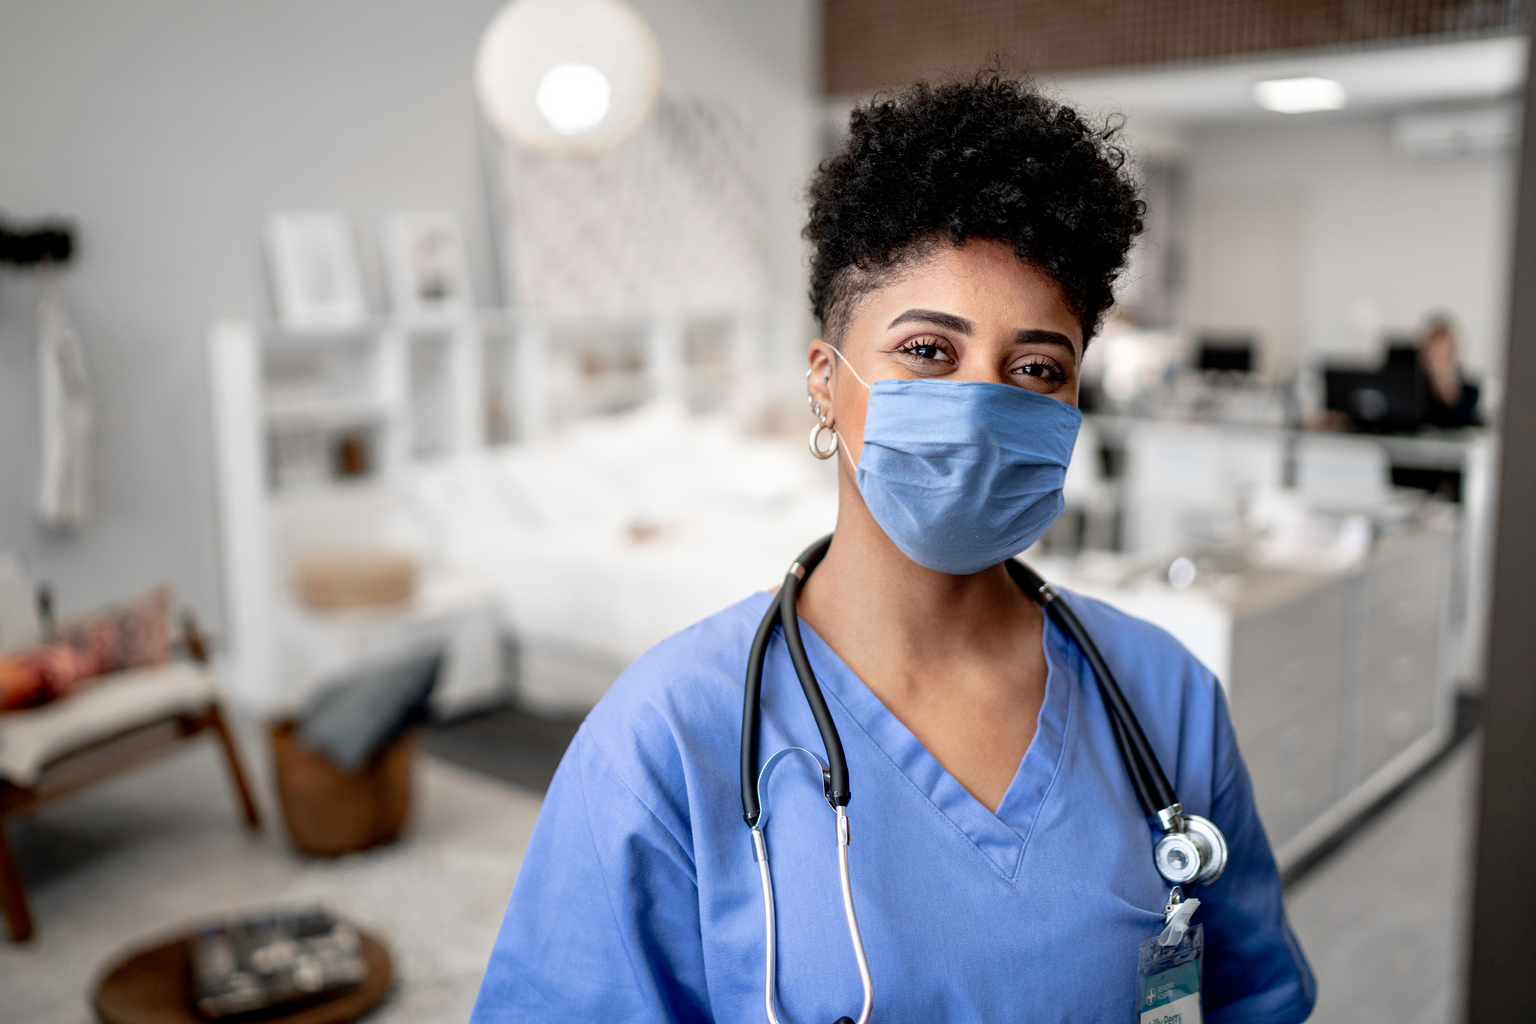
left=806, top=72, right=1144, bottom=346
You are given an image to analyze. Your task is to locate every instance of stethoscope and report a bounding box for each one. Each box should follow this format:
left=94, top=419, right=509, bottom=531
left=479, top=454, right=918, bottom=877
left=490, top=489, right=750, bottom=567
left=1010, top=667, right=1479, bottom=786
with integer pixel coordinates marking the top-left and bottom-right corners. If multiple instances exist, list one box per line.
left=741, top=535, right=1229, bottom=1024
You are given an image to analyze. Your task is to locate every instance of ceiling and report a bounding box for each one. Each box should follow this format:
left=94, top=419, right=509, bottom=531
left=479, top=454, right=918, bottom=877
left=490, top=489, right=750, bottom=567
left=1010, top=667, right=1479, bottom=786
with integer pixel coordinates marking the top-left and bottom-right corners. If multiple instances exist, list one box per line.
left=1049, top=35, right=1527, bottom=130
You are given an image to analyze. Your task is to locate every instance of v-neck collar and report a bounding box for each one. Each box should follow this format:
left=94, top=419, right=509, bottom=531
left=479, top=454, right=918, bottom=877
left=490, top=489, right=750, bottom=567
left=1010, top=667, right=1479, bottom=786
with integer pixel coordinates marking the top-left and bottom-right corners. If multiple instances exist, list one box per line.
left=791, top=610, right=1077, bottom=883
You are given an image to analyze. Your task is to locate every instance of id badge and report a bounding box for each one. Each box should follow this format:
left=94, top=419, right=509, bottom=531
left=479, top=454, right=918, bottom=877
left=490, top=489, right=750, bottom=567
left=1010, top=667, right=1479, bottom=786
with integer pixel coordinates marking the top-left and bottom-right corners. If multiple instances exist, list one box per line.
left=1136, top=923, right=1202, bottom=1024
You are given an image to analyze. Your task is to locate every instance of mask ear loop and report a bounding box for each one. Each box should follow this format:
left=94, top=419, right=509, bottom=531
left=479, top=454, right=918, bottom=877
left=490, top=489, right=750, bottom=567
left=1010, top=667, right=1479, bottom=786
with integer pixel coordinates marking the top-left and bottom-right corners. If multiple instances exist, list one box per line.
left=821, top=346, right=870, bottom=482
left=826, top=345, right=872, bottom=389
left=836, top=426, right=860, bottom=482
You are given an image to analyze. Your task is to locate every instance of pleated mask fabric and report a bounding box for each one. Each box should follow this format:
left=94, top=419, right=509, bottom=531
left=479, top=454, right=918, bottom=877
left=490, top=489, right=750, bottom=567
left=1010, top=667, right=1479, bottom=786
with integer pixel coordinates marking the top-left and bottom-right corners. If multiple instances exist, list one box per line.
left=854, top=379, right=1082, bottom=575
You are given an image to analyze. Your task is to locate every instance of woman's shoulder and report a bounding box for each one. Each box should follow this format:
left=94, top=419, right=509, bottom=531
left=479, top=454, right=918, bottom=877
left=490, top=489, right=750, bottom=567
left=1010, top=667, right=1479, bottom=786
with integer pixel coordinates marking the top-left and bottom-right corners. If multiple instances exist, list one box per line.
left=1055, top=588, right=1210, bottom=664
left=594, top=590, right=774, bottom=715
left=1052, top=587, right=1239, bottom=801
left=1050, top=587, right=1228, bottom=721
left=575, top=590, right=774, bottom=795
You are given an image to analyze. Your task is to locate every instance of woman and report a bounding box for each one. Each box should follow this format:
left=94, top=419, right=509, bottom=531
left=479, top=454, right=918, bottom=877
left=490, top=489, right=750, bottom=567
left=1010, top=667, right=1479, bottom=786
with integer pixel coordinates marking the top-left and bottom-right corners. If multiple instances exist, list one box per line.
left=471, top=75, right=1315, bottom=1023
left=1418, top=315, right=1481, bottom=428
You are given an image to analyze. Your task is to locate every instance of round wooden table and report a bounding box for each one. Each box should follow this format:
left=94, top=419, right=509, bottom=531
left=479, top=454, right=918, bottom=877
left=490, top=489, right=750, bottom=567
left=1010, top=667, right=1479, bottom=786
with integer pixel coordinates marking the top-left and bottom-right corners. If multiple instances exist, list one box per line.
left=93, top=931, right=391, bottom=1024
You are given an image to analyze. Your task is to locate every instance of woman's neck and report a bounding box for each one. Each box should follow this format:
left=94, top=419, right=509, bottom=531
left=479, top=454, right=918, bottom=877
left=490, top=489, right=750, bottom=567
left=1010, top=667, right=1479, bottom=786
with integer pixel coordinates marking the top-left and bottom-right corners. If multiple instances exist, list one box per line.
left=794, top=482, right=1049, bottom=813
left=795, top=485, right=1041, bottom=685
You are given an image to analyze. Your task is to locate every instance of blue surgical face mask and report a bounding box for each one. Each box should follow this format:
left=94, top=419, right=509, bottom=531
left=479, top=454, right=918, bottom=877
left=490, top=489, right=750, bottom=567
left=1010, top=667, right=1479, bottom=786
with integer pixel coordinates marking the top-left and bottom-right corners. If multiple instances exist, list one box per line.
left=830, top=351, right=1082, bottom=576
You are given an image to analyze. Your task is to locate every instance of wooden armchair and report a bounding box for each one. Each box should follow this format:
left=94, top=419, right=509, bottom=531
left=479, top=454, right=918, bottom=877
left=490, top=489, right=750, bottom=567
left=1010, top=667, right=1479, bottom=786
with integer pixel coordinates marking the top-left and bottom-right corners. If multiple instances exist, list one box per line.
left=0, top=618, right=259, bottom=941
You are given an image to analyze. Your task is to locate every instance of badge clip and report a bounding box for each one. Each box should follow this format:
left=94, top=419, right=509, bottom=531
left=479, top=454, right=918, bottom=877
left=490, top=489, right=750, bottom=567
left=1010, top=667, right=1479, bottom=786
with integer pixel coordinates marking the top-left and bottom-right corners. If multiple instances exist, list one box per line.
left=1159, top=887, right=1201, bottom=947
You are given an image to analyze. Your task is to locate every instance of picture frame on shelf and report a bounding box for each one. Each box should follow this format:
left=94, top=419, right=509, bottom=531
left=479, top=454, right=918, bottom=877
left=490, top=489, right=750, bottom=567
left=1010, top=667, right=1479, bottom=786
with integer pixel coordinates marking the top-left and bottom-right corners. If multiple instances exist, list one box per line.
left=264, top=213, right=368, bottom=330
left=381, top=213, right=474, bottom=321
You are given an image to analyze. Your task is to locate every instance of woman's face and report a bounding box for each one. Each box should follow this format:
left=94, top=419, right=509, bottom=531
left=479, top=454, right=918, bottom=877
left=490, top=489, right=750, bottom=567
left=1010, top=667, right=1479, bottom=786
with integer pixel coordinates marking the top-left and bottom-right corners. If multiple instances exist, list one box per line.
left=807, top=238, right=1084, bottom=469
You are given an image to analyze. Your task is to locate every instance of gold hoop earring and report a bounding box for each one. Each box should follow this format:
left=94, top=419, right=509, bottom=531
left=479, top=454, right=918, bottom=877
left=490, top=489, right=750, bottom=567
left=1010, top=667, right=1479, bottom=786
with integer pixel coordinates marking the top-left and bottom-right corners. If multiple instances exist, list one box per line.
left=808, top=420, right=838, bottom=460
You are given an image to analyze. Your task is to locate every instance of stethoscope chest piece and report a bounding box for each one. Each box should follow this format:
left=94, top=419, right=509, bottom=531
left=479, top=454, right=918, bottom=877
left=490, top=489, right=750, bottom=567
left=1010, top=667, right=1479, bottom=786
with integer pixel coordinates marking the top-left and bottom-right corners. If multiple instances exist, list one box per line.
left=1154, top=813, right=1228, bottom=886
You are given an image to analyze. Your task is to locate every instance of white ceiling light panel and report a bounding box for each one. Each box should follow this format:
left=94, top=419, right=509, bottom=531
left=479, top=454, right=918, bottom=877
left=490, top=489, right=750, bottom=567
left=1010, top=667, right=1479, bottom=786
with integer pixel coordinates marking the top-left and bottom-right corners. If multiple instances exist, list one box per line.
left=1254, top=76, right=1349, bottom=113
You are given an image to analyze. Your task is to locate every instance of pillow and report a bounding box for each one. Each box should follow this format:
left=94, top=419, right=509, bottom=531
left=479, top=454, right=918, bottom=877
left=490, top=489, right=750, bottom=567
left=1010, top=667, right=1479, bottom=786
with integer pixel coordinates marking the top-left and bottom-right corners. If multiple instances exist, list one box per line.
left=296, top=648, right=442, bottom=771
left=0, top=643, right=98, bottom=710
left=0, top=586, right=172, bottom=711
left=54, top=585, right=173, bottom=674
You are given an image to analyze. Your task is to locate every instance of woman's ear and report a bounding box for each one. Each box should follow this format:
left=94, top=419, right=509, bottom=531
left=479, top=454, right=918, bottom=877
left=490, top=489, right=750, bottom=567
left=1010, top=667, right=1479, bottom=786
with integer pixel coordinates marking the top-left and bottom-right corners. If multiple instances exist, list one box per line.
left=806, top=341, right=837, bottom=426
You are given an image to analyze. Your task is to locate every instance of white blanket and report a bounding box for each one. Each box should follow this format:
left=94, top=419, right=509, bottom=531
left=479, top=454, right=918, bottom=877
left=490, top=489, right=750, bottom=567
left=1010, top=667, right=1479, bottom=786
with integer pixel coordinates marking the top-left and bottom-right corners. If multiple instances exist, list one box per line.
left=266, top=401, right=840, bottom=711
left=405, top=401, right=839, bottom=668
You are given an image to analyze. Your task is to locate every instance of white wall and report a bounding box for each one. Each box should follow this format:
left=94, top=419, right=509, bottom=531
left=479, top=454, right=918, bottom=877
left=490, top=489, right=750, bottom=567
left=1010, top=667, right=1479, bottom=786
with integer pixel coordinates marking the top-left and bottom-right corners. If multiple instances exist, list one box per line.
left=0, top=0, right=819, bottom=630
left=1179, top=112, right=1517, bottom=388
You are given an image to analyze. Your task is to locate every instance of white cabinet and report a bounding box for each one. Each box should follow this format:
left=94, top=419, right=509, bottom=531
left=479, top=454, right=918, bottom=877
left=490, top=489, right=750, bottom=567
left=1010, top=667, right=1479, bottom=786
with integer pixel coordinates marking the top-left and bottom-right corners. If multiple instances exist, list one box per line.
left=1228, top=576, right=1350, bottom=847
left=1222, top=520, right=1454, bottom=861
left=219, top=318, right=488, bottom=493
left=1353, top=531, right=1448, bottom=782
left=1049, top=511, right=1455, bottom=870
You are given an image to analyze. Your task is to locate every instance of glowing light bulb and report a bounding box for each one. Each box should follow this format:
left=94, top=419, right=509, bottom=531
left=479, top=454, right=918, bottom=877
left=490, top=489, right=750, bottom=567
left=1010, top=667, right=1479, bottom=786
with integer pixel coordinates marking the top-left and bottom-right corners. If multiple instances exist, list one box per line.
left=536, top=63, right=612, bottom=135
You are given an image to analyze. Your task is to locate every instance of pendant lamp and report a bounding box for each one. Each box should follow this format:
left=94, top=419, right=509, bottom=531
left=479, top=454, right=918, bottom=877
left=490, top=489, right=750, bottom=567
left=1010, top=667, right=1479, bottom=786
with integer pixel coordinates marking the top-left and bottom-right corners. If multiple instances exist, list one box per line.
left=475, top=0, right=664, bottom=155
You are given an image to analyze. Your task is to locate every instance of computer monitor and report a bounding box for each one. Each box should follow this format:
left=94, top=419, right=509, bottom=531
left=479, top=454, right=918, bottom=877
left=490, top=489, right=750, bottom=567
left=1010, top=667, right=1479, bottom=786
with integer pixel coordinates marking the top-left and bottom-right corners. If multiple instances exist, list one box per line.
left=1322, top=352, right=1426, bottom=433
left=1380, top=347, right=1428, bottom=428
left=1197, top=337, right=1254, bottom=374
left=1323, top=368, right=1377, bottom=418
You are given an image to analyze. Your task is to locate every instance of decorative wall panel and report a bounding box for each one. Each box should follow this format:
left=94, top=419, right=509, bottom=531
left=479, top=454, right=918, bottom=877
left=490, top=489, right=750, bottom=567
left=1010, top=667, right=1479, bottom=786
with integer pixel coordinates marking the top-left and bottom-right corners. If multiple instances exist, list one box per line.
left=497, top=98, right=770, bottom=309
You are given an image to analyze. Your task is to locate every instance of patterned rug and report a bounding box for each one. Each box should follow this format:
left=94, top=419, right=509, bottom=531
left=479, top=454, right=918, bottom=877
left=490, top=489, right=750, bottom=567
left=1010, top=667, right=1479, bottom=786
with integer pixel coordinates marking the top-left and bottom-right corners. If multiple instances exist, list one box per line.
left=0, top=727, right=542, bottom=1024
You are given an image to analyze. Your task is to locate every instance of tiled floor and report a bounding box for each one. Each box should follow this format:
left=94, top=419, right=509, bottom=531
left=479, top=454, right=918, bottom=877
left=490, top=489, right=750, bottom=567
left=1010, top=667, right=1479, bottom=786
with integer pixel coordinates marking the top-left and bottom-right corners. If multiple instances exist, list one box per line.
left=1284, top=740, right=1480, bottom=1023
left=1, top=717, right=1480, bottom=1022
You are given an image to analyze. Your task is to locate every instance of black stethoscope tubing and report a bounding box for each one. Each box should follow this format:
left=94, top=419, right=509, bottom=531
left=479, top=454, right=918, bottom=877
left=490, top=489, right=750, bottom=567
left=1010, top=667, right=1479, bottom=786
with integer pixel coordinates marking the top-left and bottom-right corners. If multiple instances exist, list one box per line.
left=1001, top=559, right=1179, bottom=816
left=740, top=534, right=1178, bottom=829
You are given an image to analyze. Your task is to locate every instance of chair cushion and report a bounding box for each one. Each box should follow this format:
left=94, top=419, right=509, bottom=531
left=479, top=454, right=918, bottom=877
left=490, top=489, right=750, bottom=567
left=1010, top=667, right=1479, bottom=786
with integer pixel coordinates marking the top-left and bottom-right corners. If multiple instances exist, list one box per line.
left=0, top=662, right=217, bottom=786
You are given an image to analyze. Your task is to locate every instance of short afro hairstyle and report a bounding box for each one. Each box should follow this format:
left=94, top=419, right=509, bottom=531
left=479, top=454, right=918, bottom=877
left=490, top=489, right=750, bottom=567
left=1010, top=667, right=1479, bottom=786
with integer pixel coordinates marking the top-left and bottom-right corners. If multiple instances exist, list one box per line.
left=806, top=72, right=1145, bottom=346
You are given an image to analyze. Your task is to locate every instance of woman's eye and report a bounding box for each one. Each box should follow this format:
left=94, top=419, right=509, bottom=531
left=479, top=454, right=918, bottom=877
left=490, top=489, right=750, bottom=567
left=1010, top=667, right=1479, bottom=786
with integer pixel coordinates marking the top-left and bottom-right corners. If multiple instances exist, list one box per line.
left=896, top=339, right=954, bottom=363
left=1013, top=359, right=1064, bottom=384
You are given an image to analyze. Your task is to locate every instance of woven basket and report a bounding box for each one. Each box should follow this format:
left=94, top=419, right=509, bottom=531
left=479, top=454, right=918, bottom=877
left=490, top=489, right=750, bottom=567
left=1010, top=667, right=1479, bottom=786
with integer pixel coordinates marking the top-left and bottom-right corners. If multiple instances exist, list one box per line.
left=270, top=721, right=415, bottom=857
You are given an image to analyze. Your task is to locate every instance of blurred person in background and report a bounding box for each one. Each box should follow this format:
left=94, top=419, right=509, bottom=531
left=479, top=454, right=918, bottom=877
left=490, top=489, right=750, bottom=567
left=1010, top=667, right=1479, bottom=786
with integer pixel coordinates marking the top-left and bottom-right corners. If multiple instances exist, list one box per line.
left=1419, top=313, right=1481, bottom=428
left=470, top=73, right=1314, bottom=1024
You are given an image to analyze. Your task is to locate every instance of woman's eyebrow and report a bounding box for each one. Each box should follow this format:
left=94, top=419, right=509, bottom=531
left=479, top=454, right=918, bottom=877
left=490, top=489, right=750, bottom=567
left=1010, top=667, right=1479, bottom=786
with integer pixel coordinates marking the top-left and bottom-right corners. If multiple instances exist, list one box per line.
left=887, top=308, right=973, bottom=334
left=1015, top=329, right=1080, bottom=365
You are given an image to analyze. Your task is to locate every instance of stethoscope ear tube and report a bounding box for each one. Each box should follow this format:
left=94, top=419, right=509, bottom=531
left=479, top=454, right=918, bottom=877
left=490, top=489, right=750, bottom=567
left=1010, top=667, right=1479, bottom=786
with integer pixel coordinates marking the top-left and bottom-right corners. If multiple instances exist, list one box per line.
left=778, top=555, right=851, bottom=806
left=1007, top=560, right=1230, bottom=888
left=746, top=546, right=1183, bottom=826
left=1101, top=682, right=1161, bottom=818
left=741, top=535, right=844, bottom=829
left=741, top=535, right=871, bottom=1024
left=741, top=599, right=781, bottom=827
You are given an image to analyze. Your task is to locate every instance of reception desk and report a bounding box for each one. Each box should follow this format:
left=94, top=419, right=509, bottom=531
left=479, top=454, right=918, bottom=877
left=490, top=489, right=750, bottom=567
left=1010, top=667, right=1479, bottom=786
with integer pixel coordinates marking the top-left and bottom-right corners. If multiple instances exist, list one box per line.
left=1038, top=506, right=1456, bottom=872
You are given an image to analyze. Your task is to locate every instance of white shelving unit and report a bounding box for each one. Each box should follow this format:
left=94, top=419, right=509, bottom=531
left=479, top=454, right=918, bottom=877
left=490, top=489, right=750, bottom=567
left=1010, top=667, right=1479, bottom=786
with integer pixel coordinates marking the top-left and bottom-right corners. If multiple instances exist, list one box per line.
left=207, top=313, right=499, bottom=715
left=208, top=304, right=772, bottom=714
left=231, top=316, right=488, bottom=488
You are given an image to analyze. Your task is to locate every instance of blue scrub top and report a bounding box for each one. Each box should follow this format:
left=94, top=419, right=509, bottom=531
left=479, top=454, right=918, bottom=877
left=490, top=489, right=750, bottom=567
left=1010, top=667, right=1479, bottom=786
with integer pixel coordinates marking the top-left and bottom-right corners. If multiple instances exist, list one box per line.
left=471, top=590, right=1316, bottom=1023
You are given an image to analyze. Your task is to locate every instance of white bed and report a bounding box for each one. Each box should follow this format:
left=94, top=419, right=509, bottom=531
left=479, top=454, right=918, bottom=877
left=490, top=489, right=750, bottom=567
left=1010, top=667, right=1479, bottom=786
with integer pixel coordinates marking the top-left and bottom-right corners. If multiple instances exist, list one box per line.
left=270, top=401, right=839, bottom=713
